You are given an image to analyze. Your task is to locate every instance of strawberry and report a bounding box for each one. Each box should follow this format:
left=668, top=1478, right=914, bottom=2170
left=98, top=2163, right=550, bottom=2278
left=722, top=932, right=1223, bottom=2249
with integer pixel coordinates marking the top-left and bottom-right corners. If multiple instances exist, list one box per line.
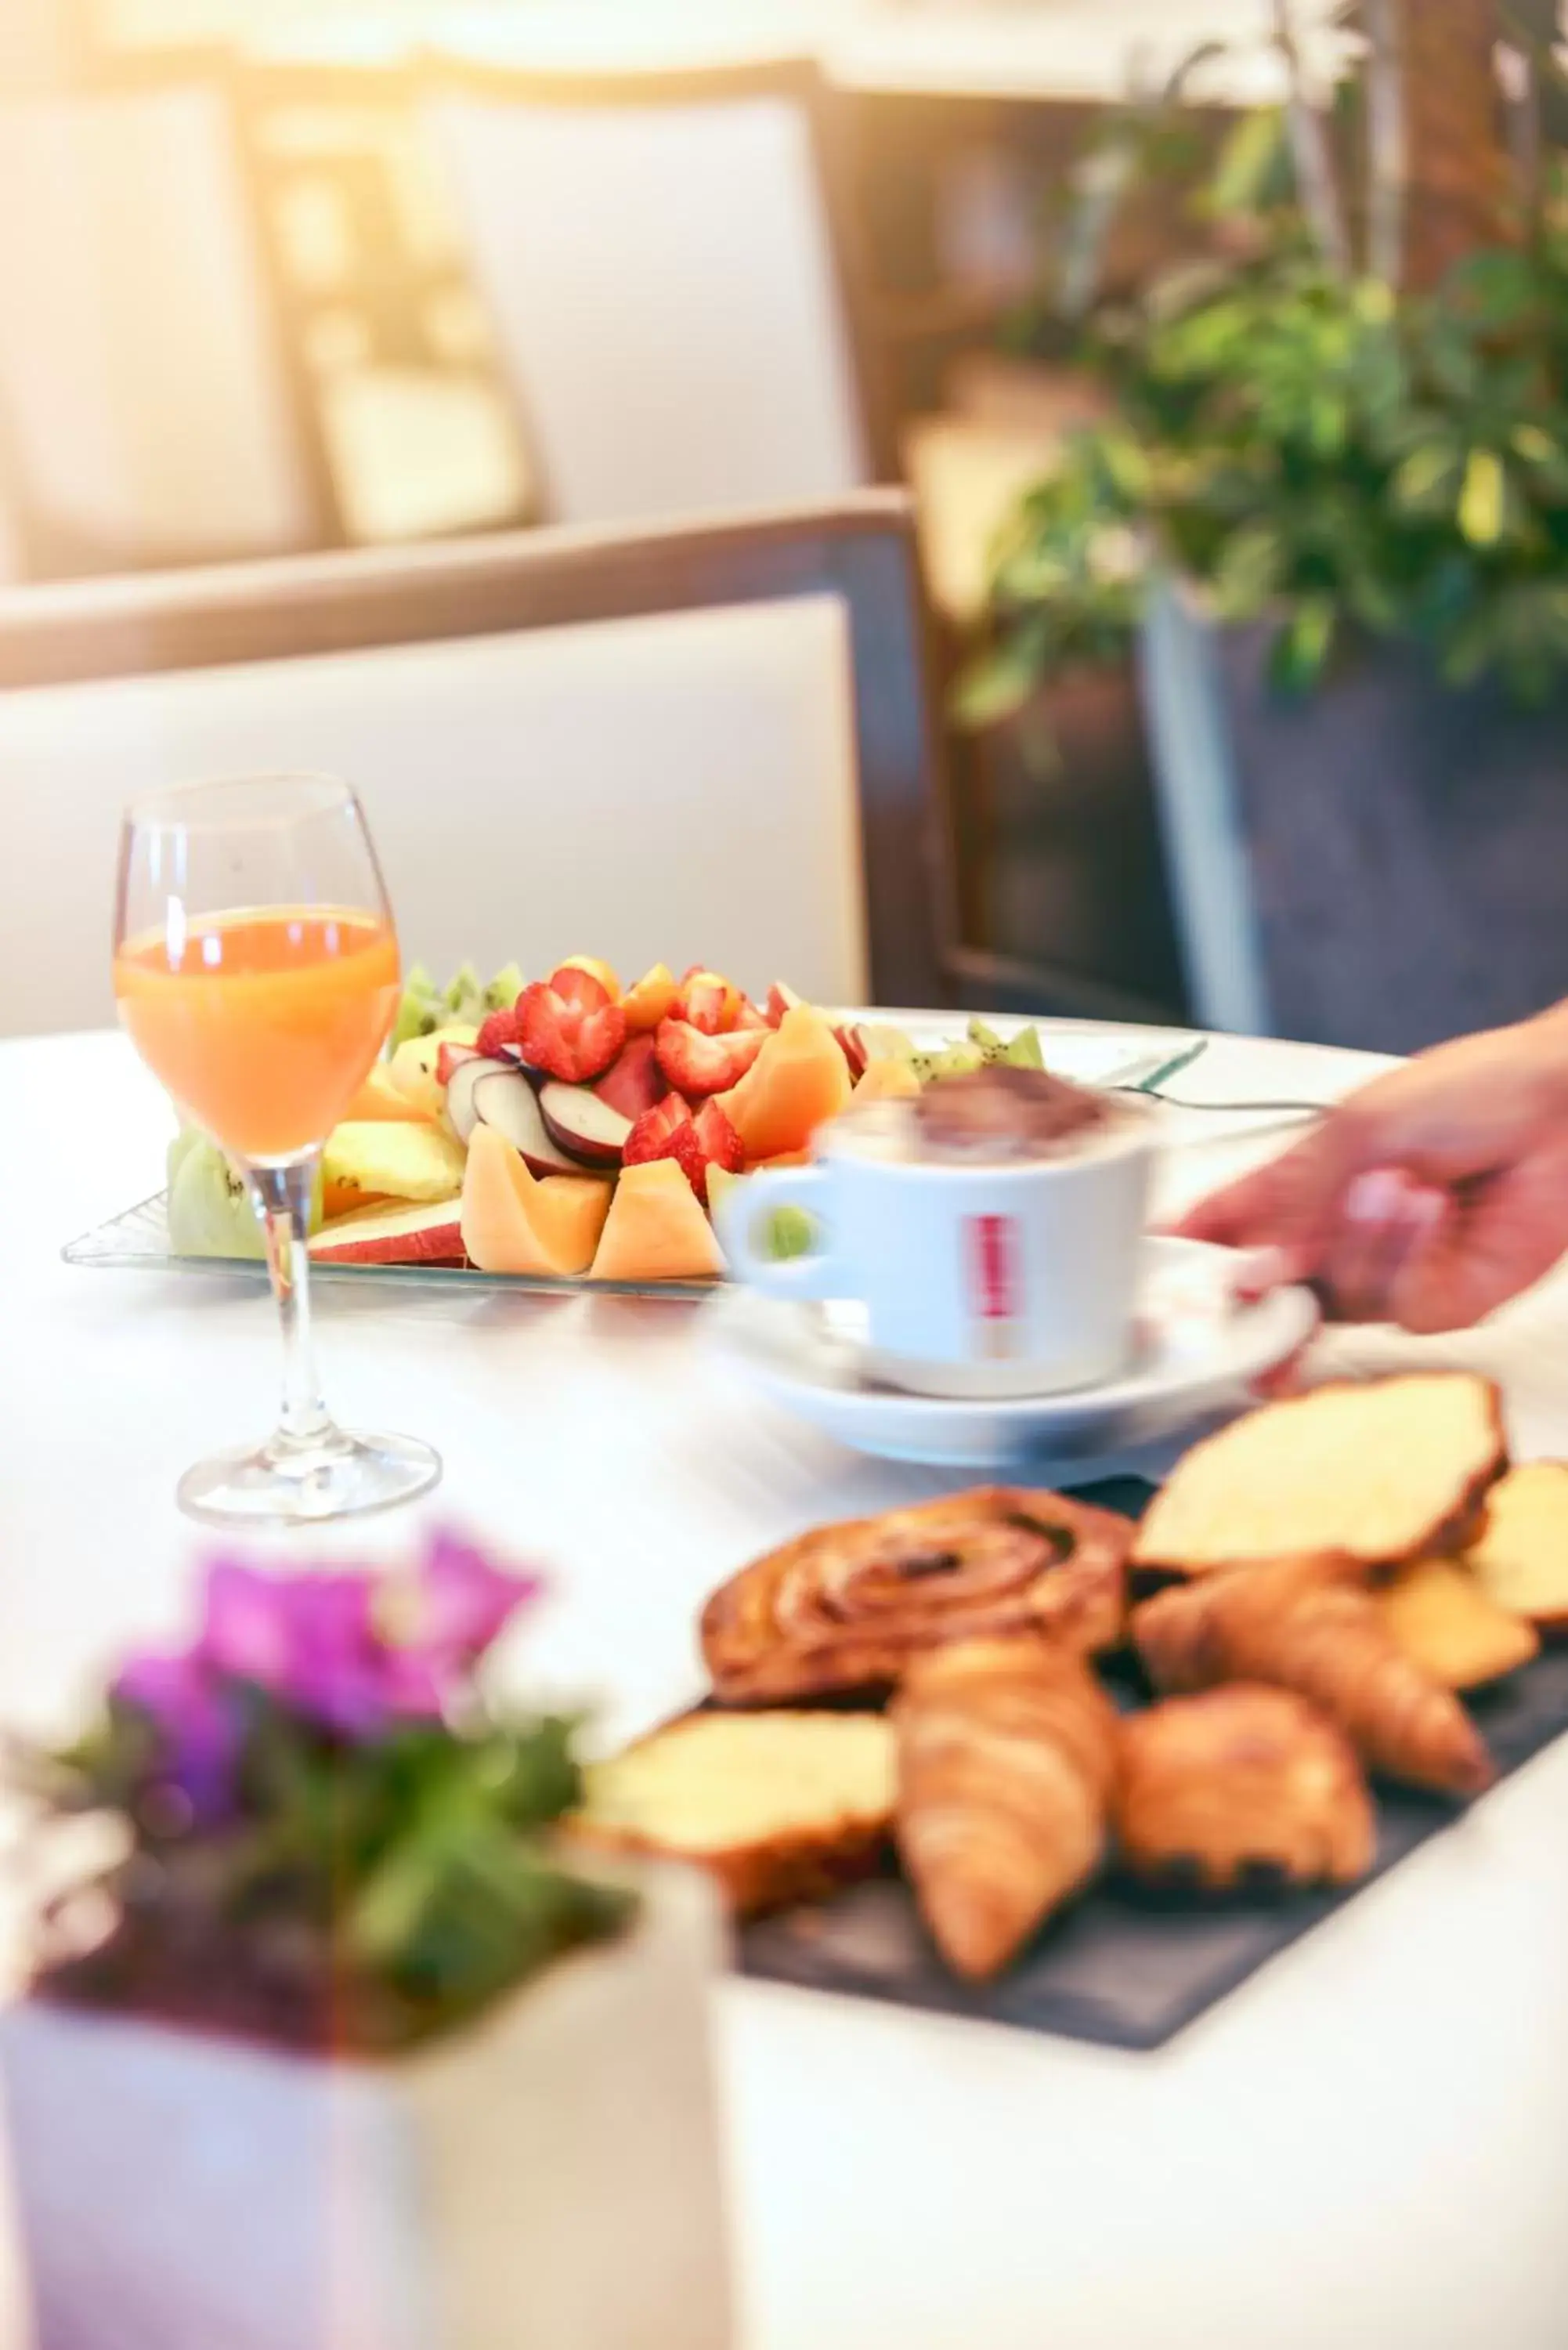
left=678, top=969, right=742, bottom=1035
left=833, top=1025, right=869, bottom=1081
left=764, top=982, right=804, bottom=1028
left=475, top=1006, right=521, bottom=1059
left=623, top=1097, right=707, bottom=1195
left=693, top=1100, right=744, bottom=1180
left=735, top=997, right=769, bottom=1032
left=549, top=963, right=612, bottom=1014
left=517, top=979, right=626, bottom=1083
left=654, top=1017, right=767, bottom=1097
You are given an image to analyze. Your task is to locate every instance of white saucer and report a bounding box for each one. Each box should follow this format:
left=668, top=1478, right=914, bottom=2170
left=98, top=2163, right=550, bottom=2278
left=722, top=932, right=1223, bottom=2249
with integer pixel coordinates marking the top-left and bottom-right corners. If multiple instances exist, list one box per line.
left=705, top=1238, right=1318, bottom=1473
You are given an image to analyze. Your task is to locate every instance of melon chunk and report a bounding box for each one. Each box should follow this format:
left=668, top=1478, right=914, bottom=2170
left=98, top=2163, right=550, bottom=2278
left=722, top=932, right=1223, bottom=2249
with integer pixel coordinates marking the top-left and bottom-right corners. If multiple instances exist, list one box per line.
left=590, top=1159, right=725, bottom=1283
left=716, top=1003, right=851, bottom=1163
left=461, top=1122, right=612, bottom=1275
left=345, top=1064, right=432, bottom=1124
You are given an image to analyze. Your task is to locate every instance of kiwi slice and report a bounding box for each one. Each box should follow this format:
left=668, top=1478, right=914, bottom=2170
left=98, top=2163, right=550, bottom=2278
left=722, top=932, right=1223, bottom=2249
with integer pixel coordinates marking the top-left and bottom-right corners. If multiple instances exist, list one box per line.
left=909, top=1043, right=985, bottom=1084
left=966, top=1017, right=1046, bottom=1071
left=858, top=1022, right=917, bottom=1064
left=967, top=1019, right=1010, bottom=1065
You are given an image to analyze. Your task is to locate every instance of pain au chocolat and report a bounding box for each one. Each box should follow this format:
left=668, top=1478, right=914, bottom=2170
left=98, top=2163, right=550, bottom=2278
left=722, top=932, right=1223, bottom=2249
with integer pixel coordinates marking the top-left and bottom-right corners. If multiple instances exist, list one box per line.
left=700, top=1486, right=1132, bottom=1705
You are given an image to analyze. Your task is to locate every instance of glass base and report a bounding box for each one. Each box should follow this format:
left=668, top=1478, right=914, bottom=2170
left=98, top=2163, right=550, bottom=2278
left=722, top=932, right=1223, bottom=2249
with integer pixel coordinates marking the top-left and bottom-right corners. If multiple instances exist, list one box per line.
left=176, top=1426, right=442, bottom=1528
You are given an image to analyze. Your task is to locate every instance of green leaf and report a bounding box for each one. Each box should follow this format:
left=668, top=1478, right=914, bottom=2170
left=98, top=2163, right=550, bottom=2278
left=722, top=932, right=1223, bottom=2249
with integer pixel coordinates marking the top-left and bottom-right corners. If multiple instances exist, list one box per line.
left=1206, top=108, right=1288, bottom=217
left=1392, top=440, right=1461, bottom=512
left=1210, top=521, right=1282, bottom=616
left=951, top=630, right=1047, bottom=728
left=1458, top=449, right=1507, bottom=546
left=1511, top=423, right=1559, bottom=467
left=1353, top=277, right=1395, bottom=326
left=1269, top=598, right=1338, bottom=693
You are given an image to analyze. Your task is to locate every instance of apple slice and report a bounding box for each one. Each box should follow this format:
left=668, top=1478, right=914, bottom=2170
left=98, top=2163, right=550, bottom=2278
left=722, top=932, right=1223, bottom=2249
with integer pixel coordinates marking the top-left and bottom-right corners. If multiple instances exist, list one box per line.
left=311, top=1198, right=465, bottom=1266
left=471, top=1068, right=580, bottom=1176
left=538, top=1081, right=633, bottom=1167
left=446, top=1054, right=515, bottom=1146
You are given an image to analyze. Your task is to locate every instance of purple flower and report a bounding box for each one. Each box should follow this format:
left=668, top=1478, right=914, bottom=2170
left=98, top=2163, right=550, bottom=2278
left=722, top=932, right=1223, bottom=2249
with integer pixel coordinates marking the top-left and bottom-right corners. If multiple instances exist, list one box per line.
left=111, top=1535, right=546, bottom=1807
left=417, top=1531, right=544, bottom=1664
left=114, top=1650, right=239, bottom=1822
left=191, top=1533, right=543, bottom=1737
left=201, top=1560, right=312, bottom=1687
left=201, top=1565, right=394, bottom=1735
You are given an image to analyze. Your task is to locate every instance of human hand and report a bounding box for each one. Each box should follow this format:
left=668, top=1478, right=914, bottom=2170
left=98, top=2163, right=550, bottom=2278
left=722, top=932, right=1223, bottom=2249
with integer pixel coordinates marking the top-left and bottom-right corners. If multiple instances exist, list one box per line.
left=1176, top=1010, right=1568, bottom=1332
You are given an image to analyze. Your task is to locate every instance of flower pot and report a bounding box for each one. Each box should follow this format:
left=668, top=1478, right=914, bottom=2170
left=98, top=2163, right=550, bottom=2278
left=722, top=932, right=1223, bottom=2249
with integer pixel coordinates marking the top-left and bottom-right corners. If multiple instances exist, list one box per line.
left=1140, top=580, right=1568, bottom=1053
left=0, top=1864, right=733, bottom=2350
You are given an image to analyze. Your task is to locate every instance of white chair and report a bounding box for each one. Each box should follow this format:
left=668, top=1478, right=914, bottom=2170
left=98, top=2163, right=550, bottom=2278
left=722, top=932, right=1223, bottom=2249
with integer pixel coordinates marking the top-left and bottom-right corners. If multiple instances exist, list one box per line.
left=0, top=494, right=953, bottom=1039
left=422, top=60, right=888, bottom=527
left=0, top=81, right=323, bottom=576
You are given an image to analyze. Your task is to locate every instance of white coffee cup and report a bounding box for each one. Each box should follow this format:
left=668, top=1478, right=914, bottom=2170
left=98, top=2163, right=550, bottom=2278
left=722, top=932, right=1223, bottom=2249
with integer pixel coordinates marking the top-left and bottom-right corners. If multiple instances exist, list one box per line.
left=718, top=1094, right=1155, bottom=1400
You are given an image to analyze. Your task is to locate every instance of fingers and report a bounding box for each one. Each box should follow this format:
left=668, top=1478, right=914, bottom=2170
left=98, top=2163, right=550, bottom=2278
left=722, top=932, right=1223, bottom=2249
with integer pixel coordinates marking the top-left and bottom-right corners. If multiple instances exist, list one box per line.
left=1248, top=1336, right=1315, bottom=1401
left=1170, top=1164, right=1284, bottom=1249
left=1314, top=1169, right=1447, bottom=1322
left=1172, top=1133, right=1339, bottom=1273
left=1389, top=1148, right=1568, bottom=1332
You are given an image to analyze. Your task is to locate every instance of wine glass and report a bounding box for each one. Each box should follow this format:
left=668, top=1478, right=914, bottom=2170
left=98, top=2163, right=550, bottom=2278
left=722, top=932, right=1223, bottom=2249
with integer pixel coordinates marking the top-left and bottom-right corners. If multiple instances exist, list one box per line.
left=114, top=772, right=441, bottom=1525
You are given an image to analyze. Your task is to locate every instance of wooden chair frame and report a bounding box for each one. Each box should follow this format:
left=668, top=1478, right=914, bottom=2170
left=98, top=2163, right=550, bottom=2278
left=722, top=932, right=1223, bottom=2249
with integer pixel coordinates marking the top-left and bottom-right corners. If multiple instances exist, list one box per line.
left=420, top=50, right=900, bottom=511
left=0, top=491, right=956, bottom=1008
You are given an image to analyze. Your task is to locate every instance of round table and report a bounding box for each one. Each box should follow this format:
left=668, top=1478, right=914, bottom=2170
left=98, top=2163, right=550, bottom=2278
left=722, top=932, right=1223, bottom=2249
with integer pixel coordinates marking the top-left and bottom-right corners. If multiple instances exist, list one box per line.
left=6, top=1021, right=1568, bottom=2350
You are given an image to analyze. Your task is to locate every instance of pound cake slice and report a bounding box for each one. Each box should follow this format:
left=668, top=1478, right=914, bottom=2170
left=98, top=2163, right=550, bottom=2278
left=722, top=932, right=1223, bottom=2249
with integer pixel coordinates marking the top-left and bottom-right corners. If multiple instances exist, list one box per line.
left=572, top=1712, right=896, bottom=1916
left=1133, top=1373, right=1505, bottom=1578
left=1465, top=1462, right=1568, bottom=1630
left=1375, top=1558, right=1539, bottom=1689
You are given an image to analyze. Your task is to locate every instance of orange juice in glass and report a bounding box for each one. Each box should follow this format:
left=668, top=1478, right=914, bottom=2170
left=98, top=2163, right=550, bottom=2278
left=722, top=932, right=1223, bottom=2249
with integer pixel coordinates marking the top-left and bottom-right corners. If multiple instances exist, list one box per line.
left=115, top=908, right=400, bottom=1162
left=114, top=776, right=440, bottom=1525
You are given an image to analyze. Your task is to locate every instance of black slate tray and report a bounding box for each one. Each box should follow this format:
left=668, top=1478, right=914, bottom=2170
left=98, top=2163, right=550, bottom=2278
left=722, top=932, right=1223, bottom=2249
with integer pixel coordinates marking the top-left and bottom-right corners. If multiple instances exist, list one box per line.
left=735, top=1477, right=1568, bottom=2052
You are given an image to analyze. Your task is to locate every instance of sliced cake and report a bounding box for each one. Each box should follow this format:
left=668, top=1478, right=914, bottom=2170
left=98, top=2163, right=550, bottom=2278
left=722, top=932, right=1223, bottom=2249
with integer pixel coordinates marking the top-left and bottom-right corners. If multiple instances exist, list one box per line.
left=571, top=1711, right=897, bottom=1915
left=1465, top=1461, right=1568, bottom=1630
left=1375, top=1558, right=1539, bottom=1689
left=1133, top=1373, right=1506, bottom=1578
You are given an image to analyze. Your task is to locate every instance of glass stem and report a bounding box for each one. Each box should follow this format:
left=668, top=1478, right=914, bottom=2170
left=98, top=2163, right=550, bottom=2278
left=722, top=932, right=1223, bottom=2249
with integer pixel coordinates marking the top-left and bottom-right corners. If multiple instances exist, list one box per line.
left=249, top=1158, right=331, bottom=1448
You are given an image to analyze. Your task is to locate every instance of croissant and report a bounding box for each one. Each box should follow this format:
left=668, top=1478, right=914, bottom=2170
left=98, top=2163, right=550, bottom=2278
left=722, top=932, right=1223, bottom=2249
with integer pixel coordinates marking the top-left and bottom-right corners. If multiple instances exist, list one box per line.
left=1117, top=1687, right=1377, bottom=1890
left=702, top=1486, right=1131, bottom=1705
left=1133, top=1556, right=1495, bottom=1798
left=894, top=1637, right=1118, bottom=1980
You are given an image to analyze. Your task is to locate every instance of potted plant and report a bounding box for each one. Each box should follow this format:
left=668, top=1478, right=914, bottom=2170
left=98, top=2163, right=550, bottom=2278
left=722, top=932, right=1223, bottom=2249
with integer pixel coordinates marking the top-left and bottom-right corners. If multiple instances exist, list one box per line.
left=2, top=1535, right=733, bottom=2350
left=964, top=0, right=1568, bottom=1053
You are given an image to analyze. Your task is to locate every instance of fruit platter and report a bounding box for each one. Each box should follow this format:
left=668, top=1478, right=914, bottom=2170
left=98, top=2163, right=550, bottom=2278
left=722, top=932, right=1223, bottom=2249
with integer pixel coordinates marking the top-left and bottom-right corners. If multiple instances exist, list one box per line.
left=72, top=955, right=1076, bottom=1297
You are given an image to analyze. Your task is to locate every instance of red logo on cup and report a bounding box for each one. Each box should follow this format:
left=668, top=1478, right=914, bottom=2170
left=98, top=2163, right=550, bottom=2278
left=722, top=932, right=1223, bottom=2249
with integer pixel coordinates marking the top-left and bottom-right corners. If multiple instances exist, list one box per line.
left=966, top=1213, right=1021, bottom=1323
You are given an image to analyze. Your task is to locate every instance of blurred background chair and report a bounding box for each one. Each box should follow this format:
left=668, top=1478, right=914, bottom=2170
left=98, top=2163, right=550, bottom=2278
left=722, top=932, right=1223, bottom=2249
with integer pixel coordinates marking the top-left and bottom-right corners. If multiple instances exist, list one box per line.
left=0, top=490, right=952, bottom=1038
left=423, top=57, right=893, bottom=527
left=0, top=74, right=329, bottom=578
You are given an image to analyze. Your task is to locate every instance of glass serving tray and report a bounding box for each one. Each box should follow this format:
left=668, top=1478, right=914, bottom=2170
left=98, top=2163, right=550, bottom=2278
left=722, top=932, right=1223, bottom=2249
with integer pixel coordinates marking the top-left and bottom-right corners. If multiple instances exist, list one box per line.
left=62, top=1021, right=1181, bottom=1303
left=63, top=1188, right=720, bottom=1302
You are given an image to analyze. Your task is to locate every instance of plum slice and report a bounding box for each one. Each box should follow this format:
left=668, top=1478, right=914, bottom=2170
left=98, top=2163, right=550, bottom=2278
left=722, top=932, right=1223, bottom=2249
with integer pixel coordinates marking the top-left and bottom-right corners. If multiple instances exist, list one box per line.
left=538, top=1082, right=633, bottom=1167
left=470, top=1068, right=581, bottom=1177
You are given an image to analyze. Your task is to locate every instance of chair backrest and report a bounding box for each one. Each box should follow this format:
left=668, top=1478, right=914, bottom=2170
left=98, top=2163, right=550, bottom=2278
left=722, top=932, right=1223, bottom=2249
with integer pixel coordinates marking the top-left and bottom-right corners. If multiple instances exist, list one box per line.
left=0, top=494, right=952, bottom=1039
left=424, top=58, right=887, bottom=528
left=0, top=79, right=323, bottom=576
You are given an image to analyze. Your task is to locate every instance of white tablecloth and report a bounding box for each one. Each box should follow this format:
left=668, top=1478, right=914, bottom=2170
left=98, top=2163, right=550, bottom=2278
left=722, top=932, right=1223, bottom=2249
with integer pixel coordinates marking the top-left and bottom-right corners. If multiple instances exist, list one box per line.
left=5, top=1022, right=1568, bottom=2350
